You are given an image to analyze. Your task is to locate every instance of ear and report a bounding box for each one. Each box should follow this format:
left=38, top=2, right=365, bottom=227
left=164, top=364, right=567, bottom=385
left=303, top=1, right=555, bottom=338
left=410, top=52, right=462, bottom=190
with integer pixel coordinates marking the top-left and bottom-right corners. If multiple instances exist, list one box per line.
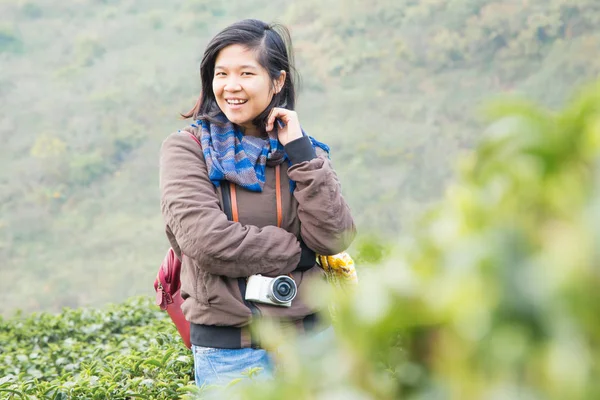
left=274, top=70, right=286, bottom=94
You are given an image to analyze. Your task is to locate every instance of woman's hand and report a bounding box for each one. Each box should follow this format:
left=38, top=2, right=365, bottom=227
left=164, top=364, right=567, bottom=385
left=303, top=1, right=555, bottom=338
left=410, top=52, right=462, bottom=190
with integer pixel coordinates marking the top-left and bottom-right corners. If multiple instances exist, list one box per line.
left=266, top=107, right=303, bottom=146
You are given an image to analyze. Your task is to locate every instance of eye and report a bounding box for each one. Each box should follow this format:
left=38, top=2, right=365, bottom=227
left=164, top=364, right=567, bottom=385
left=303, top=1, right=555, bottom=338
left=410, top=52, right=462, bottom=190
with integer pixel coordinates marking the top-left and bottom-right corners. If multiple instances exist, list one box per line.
left=215, top=72, right=226, bottom=77
left=241, top=72, right=254, bottom=76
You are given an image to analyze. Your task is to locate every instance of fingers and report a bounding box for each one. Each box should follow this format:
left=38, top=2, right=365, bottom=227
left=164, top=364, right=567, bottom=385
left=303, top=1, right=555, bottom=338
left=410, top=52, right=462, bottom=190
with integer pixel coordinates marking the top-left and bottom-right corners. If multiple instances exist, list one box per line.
left=266, top=107, right=283, bottom=132
left=266, top=107, right=297, bottom=132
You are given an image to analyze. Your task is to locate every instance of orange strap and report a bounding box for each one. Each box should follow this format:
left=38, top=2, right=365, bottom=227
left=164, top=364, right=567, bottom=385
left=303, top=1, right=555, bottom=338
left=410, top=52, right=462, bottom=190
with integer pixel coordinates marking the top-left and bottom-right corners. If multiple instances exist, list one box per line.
left=275, top=164, right=283, bottom=228
left=229, top=182, right=239, bottom=222
left=229, top=165, right=283, bottom=228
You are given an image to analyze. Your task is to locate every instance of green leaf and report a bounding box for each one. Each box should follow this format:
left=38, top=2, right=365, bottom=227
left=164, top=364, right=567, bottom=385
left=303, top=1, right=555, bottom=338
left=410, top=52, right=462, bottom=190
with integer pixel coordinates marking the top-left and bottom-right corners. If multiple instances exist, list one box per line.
left=0, top=388, right=27, bottom=400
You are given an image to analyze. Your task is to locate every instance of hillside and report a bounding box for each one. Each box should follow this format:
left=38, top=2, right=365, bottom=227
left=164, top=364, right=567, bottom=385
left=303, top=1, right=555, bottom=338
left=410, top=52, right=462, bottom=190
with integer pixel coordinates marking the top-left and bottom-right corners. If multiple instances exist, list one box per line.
left=1, top=0, right=600, bottom=314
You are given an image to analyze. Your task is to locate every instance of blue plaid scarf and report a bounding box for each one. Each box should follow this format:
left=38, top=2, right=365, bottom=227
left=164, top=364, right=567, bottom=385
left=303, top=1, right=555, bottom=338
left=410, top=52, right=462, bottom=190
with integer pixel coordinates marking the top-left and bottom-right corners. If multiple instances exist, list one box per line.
left=193, top=113, right=329, bottom=192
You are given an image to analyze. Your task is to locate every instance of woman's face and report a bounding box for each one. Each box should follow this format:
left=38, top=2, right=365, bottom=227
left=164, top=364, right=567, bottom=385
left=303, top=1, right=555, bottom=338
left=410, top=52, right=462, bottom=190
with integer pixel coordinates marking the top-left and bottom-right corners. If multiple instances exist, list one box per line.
left=212, top=44, right=285, bottom=136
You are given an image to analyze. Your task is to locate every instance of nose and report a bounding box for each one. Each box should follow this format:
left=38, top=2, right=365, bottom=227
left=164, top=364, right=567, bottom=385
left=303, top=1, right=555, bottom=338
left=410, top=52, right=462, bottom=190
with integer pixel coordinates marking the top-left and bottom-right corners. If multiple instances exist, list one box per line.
left=223, top=77, right=242, bottom=92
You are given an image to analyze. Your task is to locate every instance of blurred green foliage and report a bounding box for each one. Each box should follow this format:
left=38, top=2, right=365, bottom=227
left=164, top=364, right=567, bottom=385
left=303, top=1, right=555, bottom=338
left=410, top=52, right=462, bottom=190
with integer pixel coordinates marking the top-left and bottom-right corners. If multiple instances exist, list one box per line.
left=231, top=81, right=600, bottom=400
left=1, top=0, right=600, bottom=316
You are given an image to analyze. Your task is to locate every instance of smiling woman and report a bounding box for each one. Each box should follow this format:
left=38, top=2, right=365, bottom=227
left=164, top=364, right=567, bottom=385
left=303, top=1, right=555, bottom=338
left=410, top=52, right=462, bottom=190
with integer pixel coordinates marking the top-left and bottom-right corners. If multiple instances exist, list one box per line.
left=182, top=19, right=297, bottom=139
left=159, top=19, right=356, bottom=389
left=212, top=45, right=285, bottom=138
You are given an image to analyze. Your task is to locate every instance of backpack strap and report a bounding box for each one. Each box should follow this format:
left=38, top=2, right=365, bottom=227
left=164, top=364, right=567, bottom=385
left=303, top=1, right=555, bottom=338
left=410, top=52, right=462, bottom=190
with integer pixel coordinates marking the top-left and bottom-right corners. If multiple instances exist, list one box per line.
left=186, top=131, right=202, bottom=147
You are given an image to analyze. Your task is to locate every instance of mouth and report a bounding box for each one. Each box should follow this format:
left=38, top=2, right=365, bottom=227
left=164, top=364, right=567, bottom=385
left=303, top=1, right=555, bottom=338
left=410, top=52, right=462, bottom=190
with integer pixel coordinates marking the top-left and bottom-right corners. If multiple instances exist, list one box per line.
left=225, top=98, right=248, bottom=107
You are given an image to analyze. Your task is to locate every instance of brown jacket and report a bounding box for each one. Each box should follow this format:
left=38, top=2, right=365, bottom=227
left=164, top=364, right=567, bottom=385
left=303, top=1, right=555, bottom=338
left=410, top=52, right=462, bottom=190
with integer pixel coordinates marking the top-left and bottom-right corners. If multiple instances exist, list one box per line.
left=159, top=126, right=356, bottom=348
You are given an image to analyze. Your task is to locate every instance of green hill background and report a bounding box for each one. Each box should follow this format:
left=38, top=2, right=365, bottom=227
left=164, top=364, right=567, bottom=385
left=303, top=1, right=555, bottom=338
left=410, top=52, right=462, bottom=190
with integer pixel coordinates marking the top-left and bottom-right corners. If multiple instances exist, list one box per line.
left=1, top=0, right=599, bottom=315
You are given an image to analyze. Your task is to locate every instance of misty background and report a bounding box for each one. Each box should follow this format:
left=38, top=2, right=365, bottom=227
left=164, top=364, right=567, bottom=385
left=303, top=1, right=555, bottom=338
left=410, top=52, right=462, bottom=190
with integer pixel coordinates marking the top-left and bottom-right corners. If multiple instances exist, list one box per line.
left=1, top=0, right=599, bottom=315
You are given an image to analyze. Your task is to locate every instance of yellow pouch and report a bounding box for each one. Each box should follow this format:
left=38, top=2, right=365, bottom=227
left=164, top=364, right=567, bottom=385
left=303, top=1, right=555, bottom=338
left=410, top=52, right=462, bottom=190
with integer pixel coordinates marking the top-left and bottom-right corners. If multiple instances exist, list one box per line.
left=317, top=252, right=358, bottom=288
left=316, top=252, right=357, bottom=321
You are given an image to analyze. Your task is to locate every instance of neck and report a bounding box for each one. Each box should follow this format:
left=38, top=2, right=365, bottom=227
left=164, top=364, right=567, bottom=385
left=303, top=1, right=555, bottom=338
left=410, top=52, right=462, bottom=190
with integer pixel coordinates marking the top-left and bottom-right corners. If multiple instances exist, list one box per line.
left=239, top=123, right=264, bottom=138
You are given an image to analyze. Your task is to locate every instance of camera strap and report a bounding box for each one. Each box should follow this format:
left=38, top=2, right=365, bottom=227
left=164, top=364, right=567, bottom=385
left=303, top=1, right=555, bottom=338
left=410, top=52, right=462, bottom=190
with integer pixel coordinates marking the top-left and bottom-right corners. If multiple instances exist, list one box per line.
left=229, top=164, right=293, bottom=283
left=275, top=164, right=283, bottom=228
left=227, top=164, right=290, bottom=348
left=229, top=164, right=283, bottom=228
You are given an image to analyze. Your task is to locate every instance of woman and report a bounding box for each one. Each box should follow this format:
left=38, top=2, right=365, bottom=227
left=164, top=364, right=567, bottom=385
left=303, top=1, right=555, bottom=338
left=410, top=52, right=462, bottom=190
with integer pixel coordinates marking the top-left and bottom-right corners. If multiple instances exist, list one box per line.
left=159, top=19, right=356, bottom=387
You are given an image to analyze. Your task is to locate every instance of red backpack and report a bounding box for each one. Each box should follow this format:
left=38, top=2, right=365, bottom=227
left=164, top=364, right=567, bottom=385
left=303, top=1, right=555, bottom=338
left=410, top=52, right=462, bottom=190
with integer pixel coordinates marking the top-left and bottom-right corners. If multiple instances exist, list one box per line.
left=154, top=248, right=190, bottom=348
left=153, top=132, right=203, bottom=349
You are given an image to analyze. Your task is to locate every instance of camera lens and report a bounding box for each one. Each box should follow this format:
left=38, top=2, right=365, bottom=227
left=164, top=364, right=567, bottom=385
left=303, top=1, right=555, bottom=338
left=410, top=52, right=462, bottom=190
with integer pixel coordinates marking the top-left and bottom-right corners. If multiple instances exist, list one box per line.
left=269, top=276, right=297, bottom=303
left=278, top=282, right=291, bottom=296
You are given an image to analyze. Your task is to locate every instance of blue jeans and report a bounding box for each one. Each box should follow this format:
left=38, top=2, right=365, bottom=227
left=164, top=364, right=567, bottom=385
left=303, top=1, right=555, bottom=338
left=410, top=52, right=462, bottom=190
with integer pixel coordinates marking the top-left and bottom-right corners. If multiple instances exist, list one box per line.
left=192, top=327, right=335, bottom=388
left=192, top=345, right=275, bottom=388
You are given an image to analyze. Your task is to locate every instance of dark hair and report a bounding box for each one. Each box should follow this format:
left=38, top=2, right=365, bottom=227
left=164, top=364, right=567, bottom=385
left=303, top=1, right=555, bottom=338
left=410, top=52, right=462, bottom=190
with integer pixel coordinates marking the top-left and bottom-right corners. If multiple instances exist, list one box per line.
left=182, top=19, right=298, bottom=133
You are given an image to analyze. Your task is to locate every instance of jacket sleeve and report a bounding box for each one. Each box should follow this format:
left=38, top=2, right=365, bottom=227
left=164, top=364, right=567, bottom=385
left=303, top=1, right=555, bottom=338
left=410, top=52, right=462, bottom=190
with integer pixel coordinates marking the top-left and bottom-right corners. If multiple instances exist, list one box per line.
left=160, top=131, right=301, bottom=278
left=285, top=136, right=357, bottom=255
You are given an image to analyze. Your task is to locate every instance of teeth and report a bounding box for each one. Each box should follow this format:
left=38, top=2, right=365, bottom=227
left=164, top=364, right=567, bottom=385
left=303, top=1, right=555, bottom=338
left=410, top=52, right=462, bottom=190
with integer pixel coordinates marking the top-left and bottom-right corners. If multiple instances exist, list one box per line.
left=227, top=99, right=247, bottom=105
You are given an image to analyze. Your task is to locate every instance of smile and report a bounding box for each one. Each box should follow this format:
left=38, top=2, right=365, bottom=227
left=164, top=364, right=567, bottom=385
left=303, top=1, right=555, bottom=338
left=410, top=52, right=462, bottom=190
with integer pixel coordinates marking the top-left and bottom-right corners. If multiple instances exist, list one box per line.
left=226, top=99, right=248, bottom=105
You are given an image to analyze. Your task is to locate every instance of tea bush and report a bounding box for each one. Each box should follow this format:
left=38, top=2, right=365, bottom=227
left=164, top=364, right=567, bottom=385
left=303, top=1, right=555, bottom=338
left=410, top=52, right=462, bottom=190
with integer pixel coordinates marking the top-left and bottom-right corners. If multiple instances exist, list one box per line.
left=0, top=297, right=201, bottom=399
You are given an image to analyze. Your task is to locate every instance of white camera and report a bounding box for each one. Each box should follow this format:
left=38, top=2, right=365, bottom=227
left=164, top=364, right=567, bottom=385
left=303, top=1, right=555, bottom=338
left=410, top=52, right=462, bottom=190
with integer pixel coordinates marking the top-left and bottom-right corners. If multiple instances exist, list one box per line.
left=245, top=274, right=297, bottom=307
